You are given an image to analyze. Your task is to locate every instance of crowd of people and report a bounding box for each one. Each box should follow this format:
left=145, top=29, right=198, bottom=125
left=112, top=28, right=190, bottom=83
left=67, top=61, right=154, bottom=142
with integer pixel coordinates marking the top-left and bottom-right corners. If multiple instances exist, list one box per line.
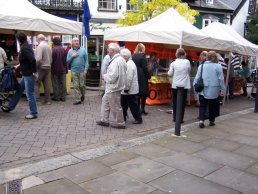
left=0, top=32, right=88, bottom=119
left=0, top=34, right=252, bottom=127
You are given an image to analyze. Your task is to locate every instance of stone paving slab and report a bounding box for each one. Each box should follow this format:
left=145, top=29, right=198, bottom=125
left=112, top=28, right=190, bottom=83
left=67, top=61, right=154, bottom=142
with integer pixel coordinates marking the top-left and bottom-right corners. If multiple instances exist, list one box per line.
left=188, top=127, right=231, bottom=139
left=205, top=166, right=258, bottom=194
left=155, top=152, right=222, bottom=177
left=79, top=172, right=155, bottom=194
left=56, top=160, right=115, bottom=184
left=112, top=157, right=174, bottom=183
left=180, top=131, right=211, bottom=143
left=149, top=190, right=167, bottom=194
left=202, top=138, right=242, bottom=152
left=36, top=170, right=63, bottom=183
left=96, top=151, right=139, bottom=166
left=224, top=134, right=258, bottom=147
left=152, top=136, right=206, bottom=154
left=23, top=179, right=90, bottom=194
left=234, top=145, right=258, bottom=160
left=149, top=170, right=241, bottom=194
left=246, top=162, right=258, bottom=176
left=194, top=147, right=256, bottom=170
left=127, top=143, right=172, bottom=159
left=22, top=176, right=44, bottom=190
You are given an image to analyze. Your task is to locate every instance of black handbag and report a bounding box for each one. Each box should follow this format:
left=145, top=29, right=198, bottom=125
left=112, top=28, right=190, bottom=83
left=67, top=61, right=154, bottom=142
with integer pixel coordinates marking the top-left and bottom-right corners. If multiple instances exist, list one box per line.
left=194, top=62, right=204, bottom=93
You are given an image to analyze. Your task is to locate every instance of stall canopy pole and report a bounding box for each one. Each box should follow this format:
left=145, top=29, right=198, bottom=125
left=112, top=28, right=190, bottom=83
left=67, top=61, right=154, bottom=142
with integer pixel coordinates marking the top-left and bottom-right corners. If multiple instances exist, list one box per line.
left=223, top=52, right=232, bottom=105
left=98, top=40, right=106, bottom=95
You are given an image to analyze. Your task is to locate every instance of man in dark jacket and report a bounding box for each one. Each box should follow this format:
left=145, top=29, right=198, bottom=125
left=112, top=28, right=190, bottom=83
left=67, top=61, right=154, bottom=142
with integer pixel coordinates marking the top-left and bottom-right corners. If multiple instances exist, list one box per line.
left=1, top=32, right=38, bottom=119
left=51, top=37, right=67, bottom=101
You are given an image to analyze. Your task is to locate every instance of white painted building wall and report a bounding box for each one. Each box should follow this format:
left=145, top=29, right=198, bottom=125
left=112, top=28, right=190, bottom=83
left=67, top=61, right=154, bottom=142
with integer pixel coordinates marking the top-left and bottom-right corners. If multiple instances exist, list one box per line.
left=88, top=0, right=127, bottom=20
left=231, top=0, right=249, bottom=36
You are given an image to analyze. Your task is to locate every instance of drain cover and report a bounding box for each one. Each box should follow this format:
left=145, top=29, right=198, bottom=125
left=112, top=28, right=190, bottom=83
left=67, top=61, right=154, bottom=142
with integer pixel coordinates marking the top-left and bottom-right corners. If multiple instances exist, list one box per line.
left=6, top=179, right=22, bottom=194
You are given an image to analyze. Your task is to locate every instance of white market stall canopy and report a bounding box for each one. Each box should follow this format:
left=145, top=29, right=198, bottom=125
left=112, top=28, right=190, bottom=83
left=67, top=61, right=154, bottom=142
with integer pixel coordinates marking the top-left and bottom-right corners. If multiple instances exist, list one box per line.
left=104, top=8, right=232, bottom=52
left=0, top=0, right=82, bottom=35
left=202, top=22, right=258, bottom=56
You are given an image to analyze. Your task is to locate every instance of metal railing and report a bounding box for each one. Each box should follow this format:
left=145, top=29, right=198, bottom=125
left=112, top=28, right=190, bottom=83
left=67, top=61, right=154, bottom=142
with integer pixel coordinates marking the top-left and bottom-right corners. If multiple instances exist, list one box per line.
left=28, top=0, right=83, bottom=10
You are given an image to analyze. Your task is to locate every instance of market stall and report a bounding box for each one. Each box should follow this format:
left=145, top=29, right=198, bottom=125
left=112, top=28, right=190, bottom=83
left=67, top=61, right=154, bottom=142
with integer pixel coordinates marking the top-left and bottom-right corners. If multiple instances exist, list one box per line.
left=104, top=8, right=233, bottom=105
left=202, top=22, right=258, bottom=97
left=0, top=0, right=82, bottom=35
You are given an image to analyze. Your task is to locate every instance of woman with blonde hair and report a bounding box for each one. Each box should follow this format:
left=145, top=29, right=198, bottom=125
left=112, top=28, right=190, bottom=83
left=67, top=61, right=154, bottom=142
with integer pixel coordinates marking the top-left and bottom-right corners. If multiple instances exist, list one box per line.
left=168, top=48, right=191, bottom=123
left=193, top=51, right=226, bottom=128
left=132, top=43, right=150, bottom=115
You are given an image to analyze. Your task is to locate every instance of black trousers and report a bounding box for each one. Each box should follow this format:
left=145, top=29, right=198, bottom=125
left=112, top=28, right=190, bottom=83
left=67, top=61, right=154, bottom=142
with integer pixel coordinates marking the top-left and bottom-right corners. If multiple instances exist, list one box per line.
left=137, top=95, right=147, bottom=113
left=121, top=94, right=142, bottom=122
left=199, top=95, right=219, bottom=122
left=172, top=88, right=188, bottom=121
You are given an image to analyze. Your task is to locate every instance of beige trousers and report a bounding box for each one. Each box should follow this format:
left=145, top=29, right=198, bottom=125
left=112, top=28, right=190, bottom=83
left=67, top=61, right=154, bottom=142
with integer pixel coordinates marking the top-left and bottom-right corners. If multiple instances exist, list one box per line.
left=72, top=72, right=86, bottom=102
left=100, top=91, right=125, bottom=127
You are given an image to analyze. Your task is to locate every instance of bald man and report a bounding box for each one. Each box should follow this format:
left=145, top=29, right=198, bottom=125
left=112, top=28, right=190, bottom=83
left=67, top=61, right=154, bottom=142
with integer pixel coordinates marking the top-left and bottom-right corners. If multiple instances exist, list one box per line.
left=66, top=37, right=89, bottom=105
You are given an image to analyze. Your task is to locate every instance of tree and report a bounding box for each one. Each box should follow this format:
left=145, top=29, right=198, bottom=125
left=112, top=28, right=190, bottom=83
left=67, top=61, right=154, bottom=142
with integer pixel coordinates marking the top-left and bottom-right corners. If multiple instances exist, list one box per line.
left=117, top=0, right=199, bottom=26
left=246, top=6, right=258, bottom=44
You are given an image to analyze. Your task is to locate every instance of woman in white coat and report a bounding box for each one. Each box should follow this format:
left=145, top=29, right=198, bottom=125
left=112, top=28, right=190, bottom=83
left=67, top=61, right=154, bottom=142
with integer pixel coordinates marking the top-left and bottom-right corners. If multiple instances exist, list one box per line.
left=120, top=48, right=142, bottom=124
left=168, top=48, right=191, bottom=123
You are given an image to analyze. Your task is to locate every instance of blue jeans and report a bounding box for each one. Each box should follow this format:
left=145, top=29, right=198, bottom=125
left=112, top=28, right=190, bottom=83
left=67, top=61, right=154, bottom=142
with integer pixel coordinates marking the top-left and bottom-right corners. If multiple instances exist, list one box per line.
left=9, top=75, right=38, bottom=116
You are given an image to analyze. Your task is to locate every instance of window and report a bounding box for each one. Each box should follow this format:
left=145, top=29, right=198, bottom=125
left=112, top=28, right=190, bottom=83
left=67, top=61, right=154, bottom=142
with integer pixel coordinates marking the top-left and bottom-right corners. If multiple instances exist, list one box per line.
left=98, top=0, right=117, bottom=11
left=205, top=0, right=213, bottom=4
left=126, top=0, right=138, bottom=11
left=202, top=14, right=218, bottom=28
left=202, top=19, right=218, bottom=28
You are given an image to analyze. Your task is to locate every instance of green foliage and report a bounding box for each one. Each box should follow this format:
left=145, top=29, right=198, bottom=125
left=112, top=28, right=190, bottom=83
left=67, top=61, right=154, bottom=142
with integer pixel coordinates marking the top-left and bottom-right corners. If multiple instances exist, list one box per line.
left=246, top=5, right=258, bottom=44
left=117, top=0, right=199, bottom=26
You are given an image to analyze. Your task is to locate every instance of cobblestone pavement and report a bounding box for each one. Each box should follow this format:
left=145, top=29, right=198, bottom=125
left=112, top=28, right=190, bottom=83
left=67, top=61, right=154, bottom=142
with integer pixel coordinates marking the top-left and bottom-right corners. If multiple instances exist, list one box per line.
left=0, top=90, right=255, bottom=169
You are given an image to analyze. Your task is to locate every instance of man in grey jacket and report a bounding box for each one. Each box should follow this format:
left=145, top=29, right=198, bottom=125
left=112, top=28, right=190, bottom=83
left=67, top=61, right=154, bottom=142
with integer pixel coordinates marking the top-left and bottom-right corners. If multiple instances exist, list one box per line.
left=35, top=34, right=52, bottom=105
left=96, top=43, right=127, bottom=129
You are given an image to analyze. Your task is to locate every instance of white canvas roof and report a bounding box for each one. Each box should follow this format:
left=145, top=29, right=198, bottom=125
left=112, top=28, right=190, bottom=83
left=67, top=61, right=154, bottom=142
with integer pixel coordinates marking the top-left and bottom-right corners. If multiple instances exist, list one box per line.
left=104, top=8, right=232, bottom=52
left=202, top=22, right=258, bottom=56
left=0, top=0, right=82, bottom=35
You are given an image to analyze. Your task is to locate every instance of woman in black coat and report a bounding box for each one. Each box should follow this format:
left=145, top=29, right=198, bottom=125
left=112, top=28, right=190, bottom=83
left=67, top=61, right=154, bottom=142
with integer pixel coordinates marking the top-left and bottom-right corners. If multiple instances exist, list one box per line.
left=132, top=43, right=150, bottom=115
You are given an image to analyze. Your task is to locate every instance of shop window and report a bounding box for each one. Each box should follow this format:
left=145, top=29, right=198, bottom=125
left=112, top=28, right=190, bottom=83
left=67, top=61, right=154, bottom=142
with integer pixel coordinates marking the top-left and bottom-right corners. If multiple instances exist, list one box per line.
left=98, top=0, right=117, bottom=11
left=126, top=0, right=138, bottom=11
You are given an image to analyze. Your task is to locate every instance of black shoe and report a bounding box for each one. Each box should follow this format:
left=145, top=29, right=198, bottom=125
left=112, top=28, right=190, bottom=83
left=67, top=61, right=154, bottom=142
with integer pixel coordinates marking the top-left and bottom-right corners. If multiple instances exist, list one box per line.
left=96, top=120, right=109, bottom=126
left=132, top=120, right=143, bottom=124
left=25, top=114, right=37, bottom=119
left=1, top=106, right=11, bottom=112
left=73, top=101, right=82, bottom=105
left=199, top=122, right=205, bottom=128
left=209, top=122, right=215, bottom=126
left=81, top=95, right=85, bottom=102
left=110, top=124, right=126, bottom=129
left=60, top=98, right=66, bottom=102
left=51, top=97, right=59, bottom=101
left=141, top=111, right=148, bottom=115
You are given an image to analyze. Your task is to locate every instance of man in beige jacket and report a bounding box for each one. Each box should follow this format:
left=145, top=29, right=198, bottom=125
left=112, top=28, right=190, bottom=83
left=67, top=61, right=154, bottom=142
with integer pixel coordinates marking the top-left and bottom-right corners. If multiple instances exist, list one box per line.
left=96, top=43, right=127, bottom=129
left=35, top=34, right=52, bottom=105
